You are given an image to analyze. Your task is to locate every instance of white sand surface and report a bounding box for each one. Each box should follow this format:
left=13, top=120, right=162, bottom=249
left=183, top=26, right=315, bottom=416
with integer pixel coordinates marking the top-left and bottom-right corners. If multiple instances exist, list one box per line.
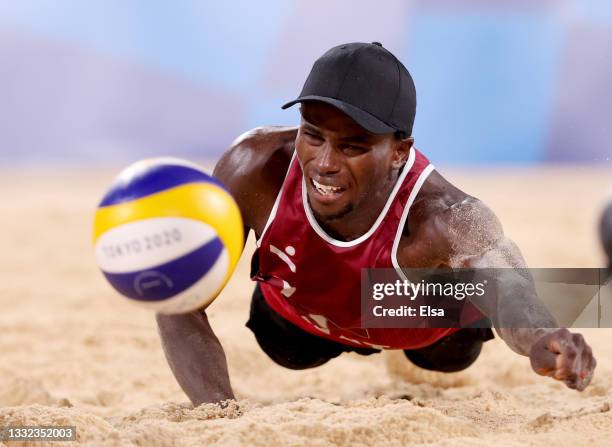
left=1, top=166, right=611, bottom=446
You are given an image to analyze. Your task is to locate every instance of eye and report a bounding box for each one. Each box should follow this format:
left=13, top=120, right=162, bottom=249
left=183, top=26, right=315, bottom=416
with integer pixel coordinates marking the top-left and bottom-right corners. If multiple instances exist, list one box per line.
left=342, top=145, right=368, bottom=156
left=303, top=131, right=324, bottom=145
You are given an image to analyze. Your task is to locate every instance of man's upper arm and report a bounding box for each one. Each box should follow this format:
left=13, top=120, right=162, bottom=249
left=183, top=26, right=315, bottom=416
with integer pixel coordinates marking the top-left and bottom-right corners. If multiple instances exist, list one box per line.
left=396, top=181, right=529, bottom=270
left=437, top=197, right=527, bottom=269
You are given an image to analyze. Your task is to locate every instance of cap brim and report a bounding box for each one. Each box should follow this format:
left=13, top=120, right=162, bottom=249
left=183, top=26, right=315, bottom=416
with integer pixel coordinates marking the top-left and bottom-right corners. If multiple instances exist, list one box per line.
left=281, top=95, right=396, bottom=134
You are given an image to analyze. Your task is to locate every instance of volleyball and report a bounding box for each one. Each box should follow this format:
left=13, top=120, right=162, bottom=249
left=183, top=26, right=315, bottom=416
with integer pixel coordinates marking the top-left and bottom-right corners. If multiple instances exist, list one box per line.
left=93, top=157, right=243, bottom=314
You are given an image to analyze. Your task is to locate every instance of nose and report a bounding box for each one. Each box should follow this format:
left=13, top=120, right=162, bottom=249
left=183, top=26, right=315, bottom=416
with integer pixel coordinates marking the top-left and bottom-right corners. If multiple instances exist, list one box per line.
left=315, top=142, right=341, bottom=175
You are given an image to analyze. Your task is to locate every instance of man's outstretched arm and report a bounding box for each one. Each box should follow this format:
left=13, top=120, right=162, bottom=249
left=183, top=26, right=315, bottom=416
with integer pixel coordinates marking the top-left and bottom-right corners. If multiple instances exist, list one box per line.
left=402, top=194, right=596, bottom=390
left=446, top=198, right=596, bottom=390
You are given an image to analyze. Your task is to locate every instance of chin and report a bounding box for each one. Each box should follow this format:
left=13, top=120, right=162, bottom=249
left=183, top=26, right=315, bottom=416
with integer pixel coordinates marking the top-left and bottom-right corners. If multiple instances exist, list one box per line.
left=311, top=201, right=354, bottom=221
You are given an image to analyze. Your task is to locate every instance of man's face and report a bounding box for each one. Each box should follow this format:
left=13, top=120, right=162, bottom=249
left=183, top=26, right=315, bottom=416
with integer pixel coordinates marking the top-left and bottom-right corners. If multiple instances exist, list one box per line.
left=295, top=101, right=409, bottom=222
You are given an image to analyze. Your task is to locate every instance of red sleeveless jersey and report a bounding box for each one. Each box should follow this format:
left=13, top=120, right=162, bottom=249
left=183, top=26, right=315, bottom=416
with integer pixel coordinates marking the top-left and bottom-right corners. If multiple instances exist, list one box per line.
left=251, top=148, right=471, bottom=350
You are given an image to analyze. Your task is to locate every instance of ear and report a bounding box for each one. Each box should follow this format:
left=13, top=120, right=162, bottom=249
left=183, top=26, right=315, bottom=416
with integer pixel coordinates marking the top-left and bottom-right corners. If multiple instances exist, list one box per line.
left=391, top=136, right=414, bottom=169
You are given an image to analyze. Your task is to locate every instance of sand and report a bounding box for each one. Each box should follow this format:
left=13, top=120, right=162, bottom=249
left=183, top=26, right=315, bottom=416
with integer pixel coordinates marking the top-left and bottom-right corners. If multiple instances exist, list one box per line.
left=1, top=165, right=611, bottom=446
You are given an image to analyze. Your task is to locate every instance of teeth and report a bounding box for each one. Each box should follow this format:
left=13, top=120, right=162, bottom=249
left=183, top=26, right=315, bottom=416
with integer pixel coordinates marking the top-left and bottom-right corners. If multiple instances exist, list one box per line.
left=312, top=178, right=342, bottom=196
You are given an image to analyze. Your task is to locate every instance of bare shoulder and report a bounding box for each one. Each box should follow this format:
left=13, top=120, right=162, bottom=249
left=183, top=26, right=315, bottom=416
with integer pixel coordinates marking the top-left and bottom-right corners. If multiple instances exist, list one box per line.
left=213, top=126, right=297, bottom=235
left=397, top=169, right=505, bottom=267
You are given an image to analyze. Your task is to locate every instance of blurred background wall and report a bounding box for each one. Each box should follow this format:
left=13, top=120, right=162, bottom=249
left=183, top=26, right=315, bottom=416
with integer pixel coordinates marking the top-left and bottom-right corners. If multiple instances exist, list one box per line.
left=0, top=0, right=611, bottom=166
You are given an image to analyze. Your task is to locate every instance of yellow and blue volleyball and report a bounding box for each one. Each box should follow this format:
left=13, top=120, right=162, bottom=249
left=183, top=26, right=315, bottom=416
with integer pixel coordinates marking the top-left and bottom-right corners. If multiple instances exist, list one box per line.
left=93, top=157, right=243, bottom=314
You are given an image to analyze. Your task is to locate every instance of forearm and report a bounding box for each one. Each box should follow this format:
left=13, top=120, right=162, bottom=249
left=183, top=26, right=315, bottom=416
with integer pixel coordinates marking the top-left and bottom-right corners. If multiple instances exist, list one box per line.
left=472, top=269, right=559, bottom=355
left=453, top=234, right=559, bottom=356
left=156, top=310, right=234, bottom=406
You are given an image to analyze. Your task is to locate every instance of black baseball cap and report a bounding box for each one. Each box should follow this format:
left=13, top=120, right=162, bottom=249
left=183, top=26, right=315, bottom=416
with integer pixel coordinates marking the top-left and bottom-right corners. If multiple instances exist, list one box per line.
left=282, top=42, right=417, bottom=137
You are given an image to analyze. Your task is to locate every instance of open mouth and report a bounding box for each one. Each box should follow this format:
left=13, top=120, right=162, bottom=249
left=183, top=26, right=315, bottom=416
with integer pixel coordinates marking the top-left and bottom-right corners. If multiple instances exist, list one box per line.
left=310, top=177, right=345, bottom=198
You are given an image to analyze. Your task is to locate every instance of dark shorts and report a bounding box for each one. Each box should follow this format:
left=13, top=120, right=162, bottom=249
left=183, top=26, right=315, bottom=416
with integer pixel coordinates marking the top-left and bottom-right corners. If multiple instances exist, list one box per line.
left=246, top=284, right=494, bottom=372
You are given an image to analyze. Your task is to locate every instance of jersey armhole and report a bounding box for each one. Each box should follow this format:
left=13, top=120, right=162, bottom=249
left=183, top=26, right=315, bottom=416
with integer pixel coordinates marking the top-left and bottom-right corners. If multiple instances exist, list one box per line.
left=390, top=164, right=436, bottom=281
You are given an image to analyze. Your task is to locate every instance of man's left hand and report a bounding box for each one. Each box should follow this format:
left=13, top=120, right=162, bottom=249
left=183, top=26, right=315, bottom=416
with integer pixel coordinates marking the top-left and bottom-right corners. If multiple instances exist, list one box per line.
left=529, top=328, right=596, bottom=391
